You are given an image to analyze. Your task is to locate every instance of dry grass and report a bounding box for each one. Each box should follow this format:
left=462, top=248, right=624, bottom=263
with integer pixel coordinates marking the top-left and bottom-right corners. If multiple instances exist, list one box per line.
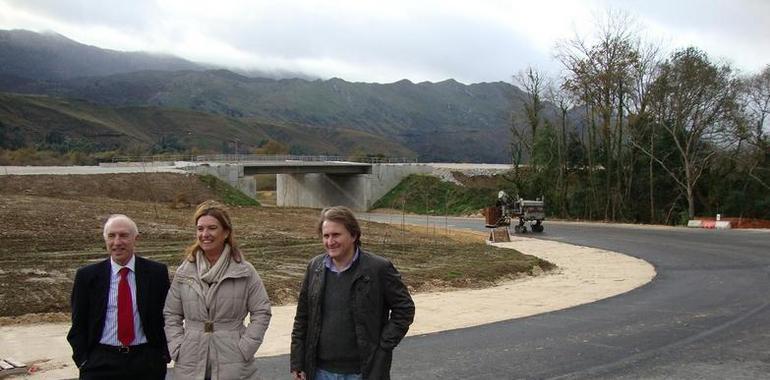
left=0, top=173, right=553, bottom=323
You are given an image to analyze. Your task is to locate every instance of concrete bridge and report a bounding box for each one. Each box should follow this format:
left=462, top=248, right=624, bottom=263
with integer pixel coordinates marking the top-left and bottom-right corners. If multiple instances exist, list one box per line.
left=191, top=159, right=433, bottom=211
left=4, top=157, right=511, bottom=211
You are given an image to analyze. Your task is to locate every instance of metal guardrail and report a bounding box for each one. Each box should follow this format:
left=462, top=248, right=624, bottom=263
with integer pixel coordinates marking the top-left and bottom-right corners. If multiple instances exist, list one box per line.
left=110, top=154, right=418, bottom=164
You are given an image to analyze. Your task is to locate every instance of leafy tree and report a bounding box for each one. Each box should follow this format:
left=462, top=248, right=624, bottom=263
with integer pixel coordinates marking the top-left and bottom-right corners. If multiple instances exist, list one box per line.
left=153, top=134, right=185, bottom=153
left=528, top=120, right=559, bottom=203
left=0, top=121, right=25, bottom=149
left=44, top=131, right=65, bottom=147
left=254, top=139, right=289, bottom=155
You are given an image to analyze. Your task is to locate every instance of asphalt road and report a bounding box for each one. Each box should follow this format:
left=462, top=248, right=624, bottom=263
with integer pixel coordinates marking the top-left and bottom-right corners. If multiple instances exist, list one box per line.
left=257, top=216, right=770, bottom=379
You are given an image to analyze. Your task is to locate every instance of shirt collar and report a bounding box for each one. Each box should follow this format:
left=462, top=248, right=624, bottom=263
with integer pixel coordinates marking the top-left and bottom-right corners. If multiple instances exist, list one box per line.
left=324, top=247, right=360, bottom=273
left=110, top=254, right=136, bottom=275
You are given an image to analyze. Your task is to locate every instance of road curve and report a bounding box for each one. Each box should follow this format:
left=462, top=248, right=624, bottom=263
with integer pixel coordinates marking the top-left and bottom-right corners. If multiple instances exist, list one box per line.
left=257, top=216, right=770, bottom=379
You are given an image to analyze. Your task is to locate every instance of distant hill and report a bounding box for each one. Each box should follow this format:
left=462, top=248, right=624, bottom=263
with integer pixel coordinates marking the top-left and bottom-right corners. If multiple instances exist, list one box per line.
left=0, top=29, right=208, bottom=81
left=0, top=29, right=529, bottom=163
left=0, top=93, right=415, bottom=158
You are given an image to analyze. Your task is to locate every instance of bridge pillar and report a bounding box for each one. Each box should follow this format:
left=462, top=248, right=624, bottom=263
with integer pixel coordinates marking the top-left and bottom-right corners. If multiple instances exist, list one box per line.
left=277, top=173, right=367, bottom=210
left=277, top=164, right=430, bottom=211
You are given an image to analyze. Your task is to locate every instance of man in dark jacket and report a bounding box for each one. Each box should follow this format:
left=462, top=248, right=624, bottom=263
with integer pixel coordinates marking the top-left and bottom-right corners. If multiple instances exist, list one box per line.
left=291, top=206, right=415, bottom=380
left=67, top=214, right=170, bottom=379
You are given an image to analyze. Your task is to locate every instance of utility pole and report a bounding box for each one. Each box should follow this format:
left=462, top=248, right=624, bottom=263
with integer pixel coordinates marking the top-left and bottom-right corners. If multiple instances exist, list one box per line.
left=232, top=138, right=240, bottom=160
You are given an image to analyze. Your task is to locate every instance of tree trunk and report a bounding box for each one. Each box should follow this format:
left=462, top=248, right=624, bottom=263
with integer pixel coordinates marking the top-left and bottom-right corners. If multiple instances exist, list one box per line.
left=687, top=185, right=695, bottom=219
left=649, top=122, right=655, bottom=223
left=560, top=108, right=568, bottom=217
left=615, top=81, right=625, bottom=221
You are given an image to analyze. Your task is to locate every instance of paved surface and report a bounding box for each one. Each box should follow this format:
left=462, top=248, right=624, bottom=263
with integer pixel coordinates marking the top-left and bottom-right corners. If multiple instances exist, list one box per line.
left=0, top=164, right=186, bottom=175
left=256, top=216, right=770, bottom=379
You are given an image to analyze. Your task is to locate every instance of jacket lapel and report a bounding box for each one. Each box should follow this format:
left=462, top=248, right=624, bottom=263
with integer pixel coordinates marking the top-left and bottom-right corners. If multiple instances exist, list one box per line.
left=351, top=250, right=368, bottom=283
left=134, top=255, right=150, bottom=324
left=305, top=256, right=324, bottom=307
left=94, top=259, right=111, bottom=338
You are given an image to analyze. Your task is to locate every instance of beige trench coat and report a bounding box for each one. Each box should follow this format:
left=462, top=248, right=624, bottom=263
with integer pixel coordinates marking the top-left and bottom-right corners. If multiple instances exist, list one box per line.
left=164, top=256, right=271, bottom=380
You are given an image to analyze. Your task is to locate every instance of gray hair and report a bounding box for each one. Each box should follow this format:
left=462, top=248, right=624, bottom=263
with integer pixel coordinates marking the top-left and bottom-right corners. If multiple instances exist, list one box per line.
left=103, top=214, right=139, bottom=238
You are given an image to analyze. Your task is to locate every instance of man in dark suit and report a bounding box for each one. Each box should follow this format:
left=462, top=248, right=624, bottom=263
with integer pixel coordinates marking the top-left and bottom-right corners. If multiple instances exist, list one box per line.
left=67, top=214, right=170, bottom=379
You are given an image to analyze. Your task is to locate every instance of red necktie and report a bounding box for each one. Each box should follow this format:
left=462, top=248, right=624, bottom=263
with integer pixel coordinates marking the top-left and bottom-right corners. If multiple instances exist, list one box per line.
left=117, top=267, right=135, bottom=347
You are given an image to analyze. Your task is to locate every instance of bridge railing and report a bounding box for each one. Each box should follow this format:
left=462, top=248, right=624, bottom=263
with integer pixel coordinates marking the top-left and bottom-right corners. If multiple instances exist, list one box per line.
left=111, top=154, right=418, bottom=164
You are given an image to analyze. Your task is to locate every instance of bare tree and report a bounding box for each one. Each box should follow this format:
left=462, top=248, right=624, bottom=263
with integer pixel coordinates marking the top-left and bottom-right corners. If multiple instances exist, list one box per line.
left=510, top=66, right=547, bottom=162
left=625, top=41, right=662, bottom=222
left=637, top=47, right=738, bottom=219
left=509, top=66, right=547, bottom=193
left=738, top=65, right=770, bottom=190
left=556, top=9, right=643, bottom=220
left=545, top=81, right=574, bottom=217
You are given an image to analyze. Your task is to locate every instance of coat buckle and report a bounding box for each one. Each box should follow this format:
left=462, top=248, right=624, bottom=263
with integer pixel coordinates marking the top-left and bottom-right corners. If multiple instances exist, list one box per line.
left=204, top=321, right=214, bottom=333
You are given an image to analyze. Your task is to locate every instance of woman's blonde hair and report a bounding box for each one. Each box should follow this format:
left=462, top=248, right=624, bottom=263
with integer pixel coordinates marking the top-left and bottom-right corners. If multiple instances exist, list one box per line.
left=184, top=200, right=242, bottom=263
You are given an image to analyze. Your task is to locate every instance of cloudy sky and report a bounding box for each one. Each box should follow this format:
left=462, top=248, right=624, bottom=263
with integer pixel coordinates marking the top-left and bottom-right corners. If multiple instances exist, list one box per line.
left=1, top=0, right=768, bottom=83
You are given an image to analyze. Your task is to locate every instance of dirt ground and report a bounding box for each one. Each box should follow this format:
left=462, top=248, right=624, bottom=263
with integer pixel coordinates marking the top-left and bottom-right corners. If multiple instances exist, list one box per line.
left=0, top=173, right=552, bottom=323
left=0, top=172, right=663, bottom=379
left=0, top=235, right=657, bottom=379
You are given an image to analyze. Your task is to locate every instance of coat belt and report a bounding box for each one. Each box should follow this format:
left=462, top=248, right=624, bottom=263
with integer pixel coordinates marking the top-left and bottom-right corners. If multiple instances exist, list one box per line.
left=185, top=319, right=243, bottom=333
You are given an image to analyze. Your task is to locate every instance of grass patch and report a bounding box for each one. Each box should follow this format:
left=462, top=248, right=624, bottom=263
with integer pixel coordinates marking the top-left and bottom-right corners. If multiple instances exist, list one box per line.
left=446, top=271, right=462, bottom=279
left=373, top=174, right=498, bottom=215
left=198, top=174, right=260, bottom=206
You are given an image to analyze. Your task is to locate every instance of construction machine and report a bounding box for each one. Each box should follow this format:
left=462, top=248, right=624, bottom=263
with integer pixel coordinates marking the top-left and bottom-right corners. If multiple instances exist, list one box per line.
left=485, top=191, right=545, bottom=233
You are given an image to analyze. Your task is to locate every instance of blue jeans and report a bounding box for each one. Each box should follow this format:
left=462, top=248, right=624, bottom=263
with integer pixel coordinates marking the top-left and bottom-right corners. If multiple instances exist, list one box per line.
left=315, top=368, right=362, bottom=380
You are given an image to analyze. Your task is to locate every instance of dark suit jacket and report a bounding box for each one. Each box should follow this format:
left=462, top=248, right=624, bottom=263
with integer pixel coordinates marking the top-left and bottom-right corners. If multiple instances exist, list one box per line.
left=66, top=255, right=171, bottom=367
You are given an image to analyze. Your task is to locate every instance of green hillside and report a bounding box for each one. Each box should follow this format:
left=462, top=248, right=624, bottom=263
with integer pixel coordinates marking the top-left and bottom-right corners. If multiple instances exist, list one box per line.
left=1, top=29, right=530, bottom=163
left=0, top=93, right=416, bottom=160
left=7, top=71, right=520, bottom=162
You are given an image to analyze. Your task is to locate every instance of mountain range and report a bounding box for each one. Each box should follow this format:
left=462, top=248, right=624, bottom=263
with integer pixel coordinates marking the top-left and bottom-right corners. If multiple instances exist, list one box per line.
left=0, top=29, right=526, bottom=162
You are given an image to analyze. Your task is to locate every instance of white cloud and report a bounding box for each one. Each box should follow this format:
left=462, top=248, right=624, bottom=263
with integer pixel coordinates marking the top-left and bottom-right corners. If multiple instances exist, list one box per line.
left=1, top=0, right=768, bottom=83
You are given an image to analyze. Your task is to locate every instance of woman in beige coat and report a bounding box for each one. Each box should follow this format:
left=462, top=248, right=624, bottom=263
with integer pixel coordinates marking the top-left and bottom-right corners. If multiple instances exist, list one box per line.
left=164, top=201, right=271, bottom=380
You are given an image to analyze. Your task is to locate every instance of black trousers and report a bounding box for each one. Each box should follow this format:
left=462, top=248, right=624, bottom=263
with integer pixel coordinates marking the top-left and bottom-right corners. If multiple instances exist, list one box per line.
left=79, top=344, right=167, bottom=380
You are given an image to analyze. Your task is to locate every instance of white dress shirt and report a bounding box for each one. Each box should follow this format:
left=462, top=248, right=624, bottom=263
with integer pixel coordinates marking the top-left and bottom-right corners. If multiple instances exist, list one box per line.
left=99, top=255, right=148, bottom=346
